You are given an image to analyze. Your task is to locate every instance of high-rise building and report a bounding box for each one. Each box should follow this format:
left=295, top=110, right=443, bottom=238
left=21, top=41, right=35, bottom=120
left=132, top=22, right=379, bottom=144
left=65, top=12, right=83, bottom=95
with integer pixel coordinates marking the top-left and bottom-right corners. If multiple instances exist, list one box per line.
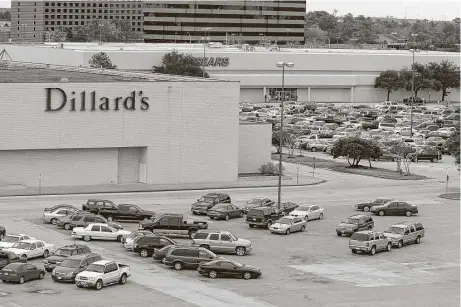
left=143, top=0, right=306, bottom=44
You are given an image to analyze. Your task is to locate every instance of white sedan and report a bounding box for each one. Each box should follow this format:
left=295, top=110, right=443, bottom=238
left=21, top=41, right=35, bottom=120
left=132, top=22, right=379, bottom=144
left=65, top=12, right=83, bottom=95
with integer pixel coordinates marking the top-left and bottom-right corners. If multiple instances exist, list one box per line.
left=42, top=207, right=79, bottom=225
left=289, top=205, right=324, bottom=221
left=0, top=234, right=35, bottom=250
left=5, top=239, right=54, bottom=259
left=71, top=223, right=131, bottom=242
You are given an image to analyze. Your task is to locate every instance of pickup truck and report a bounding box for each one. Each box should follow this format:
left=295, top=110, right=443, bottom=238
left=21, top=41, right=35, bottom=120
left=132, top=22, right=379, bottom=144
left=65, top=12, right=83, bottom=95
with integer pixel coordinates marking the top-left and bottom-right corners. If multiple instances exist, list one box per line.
left=138, top=214, right=208, bottom=238
left=75, top=260, right=130, bottom=290
left=96, top=204, right=155, bottom=222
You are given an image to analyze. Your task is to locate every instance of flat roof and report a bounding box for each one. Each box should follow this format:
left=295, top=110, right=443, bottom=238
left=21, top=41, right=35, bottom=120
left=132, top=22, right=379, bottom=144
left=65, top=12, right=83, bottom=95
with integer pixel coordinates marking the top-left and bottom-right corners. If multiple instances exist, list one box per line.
left=0, top=60, right=223, bottom=83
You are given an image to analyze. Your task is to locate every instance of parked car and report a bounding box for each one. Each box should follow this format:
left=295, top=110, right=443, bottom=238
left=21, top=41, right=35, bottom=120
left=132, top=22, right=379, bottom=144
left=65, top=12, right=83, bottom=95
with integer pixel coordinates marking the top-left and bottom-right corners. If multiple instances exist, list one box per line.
left=133, top=236, right=177, bottom=258
left=68, top=214, right=123, bottom=231
left=246, top=207, right=284, bottom=228
left=163, top=246, right=222, bottom=270
left=0, top=226, right=5, bottom=241
left=336, top=215, right=374, bottom=237
left=409, top=148, right=442, bottom=163
left=198, top=260, right=262, bottom=280
left=96, top=204, right=155, bottom=222
left=270, top=201, right=300, bottom=215
left=349, top=231, right=393, bottom=255
left=56, top=212, right=92, bottom=230
left=375, top=150, right=399, bottom=162
left=122, top=231, right=154, bottom=250
left=71, top=223, right=131, bottom=242
left=191, top=193, right=232, bottom=215
left=5, top=239, right=54, bottom=259
left=0, top=234, right=35, bottom=250
left=52, top=253, right=103, bottom=282
left=75, top=260, right=130, bottom=290
left=383, top=221, right=425, bottom=248
left=355, top=197, right=394, bottom=212
left=44, top=244, right=92, bottom=272
left=269, top=216, right=307, bottom=235
left=44, top=204, right=77, bottom=212
left=138, top=214, right=208, bottom=239
left=0, top=250, right=27, bottom=269
left=370, top=201, right=419, bottom=216
left=152, top=245, right=188, bottom=262
left=42, top=207, right=80, bottom=225
left=192, top=230, right=252, bottom=256
left=289, top=204, right=324, bottom=221
left=0, top=263, right=46, bottom=284
left=242, top=197, right=274, bottom=214
left=81, top=199, right=118, bottom=213
left=206, top=204, right=244, bottom=220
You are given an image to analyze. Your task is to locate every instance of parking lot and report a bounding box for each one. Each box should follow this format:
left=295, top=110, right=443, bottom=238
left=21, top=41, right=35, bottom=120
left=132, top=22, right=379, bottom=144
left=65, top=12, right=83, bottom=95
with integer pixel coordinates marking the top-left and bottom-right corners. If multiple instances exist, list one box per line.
left=0, top=163, right=459, bottom=307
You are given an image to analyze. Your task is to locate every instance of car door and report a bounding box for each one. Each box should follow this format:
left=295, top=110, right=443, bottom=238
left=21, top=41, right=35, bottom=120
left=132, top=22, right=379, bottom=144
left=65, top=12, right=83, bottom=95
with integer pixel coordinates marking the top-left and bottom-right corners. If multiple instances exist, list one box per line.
left=310, top=206, right=319, bottom=219
left=28, top=243, right=38, bottom=258
left=208, top=233, right=221, bottom=252
left=291, top=218, right=301, bottom=231
left=402, top=227, right=411, bottom=244
left=55, top=209, right=67, bottom=218
left=83, top=216, right=95, bottom=227
left=90, top=225, right=101, bottom=239
left=386, top=202, right=398, bottom=215
left=219, top=233, right=234, bottom=253
left=100, top=225, right=116, bottom=240
left=24, top=264, right=39, bottom=281
left=220, top=261, right=240, bottom=277
left=35, top=241, right=45, bottom=257
left=153, top=216, right=171, bottom=235
left=377, top=234, right=386, bottom=250
left=103, top=263, right=118, bottom=284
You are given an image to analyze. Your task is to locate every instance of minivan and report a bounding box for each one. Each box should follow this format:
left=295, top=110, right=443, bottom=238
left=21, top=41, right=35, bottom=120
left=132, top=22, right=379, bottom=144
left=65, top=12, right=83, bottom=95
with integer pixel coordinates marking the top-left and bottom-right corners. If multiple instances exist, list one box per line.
left=163, top=246, right=221, bottom=270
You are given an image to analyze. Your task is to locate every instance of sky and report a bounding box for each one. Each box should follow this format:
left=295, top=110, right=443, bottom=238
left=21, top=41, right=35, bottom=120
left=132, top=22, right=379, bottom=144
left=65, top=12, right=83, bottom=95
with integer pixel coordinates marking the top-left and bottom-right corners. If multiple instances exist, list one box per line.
left=0, top=0, right=460, bottom=21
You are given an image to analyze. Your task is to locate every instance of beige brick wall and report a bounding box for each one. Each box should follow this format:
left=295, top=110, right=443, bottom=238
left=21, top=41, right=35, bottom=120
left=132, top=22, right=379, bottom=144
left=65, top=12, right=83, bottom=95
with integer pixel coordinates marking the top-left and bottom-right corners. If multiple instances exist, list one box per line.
left=238, top=122, right=272, bottom=174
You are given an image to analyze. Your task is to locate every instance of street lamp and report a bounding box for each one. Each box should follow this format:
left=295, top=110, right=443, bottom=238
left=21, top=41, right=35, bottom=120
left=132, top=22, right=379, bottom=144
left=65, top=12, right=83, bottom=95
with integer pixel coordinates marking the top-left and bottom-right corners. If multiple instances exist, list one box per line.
left=409, top=48, right=420, bottom=137
left=201, top=36, right=211, bottom=77
left=187, top=32, right=191, bottom=44
left=275, top=61, right=295, bottom=210
left=327, top=37, right=331, bottom=49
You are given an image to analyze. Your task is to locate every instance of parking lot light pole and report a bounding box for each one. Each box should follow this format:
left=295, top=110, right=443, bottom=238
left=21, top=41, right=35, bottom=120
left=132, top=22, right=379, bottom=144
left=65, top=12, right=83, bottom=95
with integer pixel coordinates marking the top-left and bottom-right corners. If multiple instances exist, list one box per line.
left=276, top=61, right=294, bottom=210
left=409, top=48, right=419, bottom=137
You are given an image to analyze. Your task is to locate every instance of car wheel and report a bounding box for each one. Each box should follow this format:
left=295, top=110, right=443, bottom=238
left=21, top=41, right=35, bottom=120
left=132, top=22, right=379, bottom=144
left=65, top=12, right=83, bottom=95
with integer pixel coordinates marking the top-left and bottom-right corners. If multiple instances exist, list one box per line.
left=266, top=220, right=272, bottom=227
left=200, top=245, right=210, bottom=250
left=173, top=262, right=183, bottom=270
left=39, top=271, right=45, bottom=279
left=225, top=214, right=230, bottom=221
left=285, top=229, right=290, bottom=235
left=45, top=268, right=52, bottom=272
left=301, top=226, right=306, bottom=232
left=386, top=243, right=392, bottom=252
left=117, top=235, right=122, bottom=242
left=351, top=249, right=357, bottom=254
left=119, top=274, right=127, bottom=284
left=83, top=235, right=91, bottom=242
left=304, top=216, right=309, bottom=222
left=208, top=270, right=218, bottom=279
left=415, top=236, right=421, bottom=244
left=43, top=250, right=49, bottom=258
left=19, top=276, right=25, bottom=284
left=95, top=280, right=103, bottom=290
left=64, top=224, right=71, bottom=230
left=51, top=218, right=57, bottom=225
left=249, top=224, right=254, bottom=228
left=363, top=206, right=370, bottom=212
left=192, top=211, right=197, bottom=215
left=0, top=233, right=4, bottom=241
left=336, top=232, right=342, bottom=236
left=236, top=247, right=246, bottom=256
left=188, top=230, right=197, bottom=239
left=140, top=249, right=149, bottom=258
left=21, top=254, right=27, bottom=260
left=431, top=157, right=438, bottom=163
left=243, top=272, right=252, bottom=280
left=319, top=213, right=323, bottom=220
left=369, top=246, right=376, bottom=256
left=311, top=147, right=317, bottom=152
left=398, top=240, right=403, bottom=248
left=378, top=210, right=385, bottom=216
left=405, top=211, right=411, bottom=217
left=239, top=211, right=244, bottom=218
left=107, top=216, right=114, bottom=222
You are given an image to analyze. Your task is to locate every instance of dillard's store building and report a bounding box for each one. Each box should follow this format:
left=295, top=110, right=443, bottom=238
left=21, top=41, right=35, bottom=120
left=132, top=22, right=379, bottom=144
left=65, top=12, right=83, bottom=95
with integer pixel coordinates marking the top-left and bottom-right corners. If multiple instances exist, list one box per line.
left=0, top=63, right=271, bottom=189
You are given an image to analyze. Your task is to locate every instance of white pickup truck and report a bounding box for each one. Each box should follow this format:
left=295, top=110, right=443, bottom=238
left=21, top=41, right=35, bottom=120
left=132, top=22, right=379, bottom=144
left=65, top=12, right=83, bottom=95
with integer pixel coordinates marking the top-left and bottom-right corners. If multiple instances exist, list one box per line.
left=75, top=260, right=130, bottom=290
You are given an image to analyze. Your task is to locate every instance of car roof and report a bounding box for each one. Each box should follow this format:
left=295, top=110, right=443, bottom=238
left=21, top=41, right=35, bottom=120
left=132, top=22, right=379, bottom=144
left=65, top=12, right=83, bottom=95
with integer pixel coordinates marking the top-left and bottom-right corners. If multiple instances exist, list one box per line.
left=18, top=239, right=41, bottom=243
left=86, top=223, right=110, bottom=227
left=356, top=230, right=380, bottom=235
left=66, top=253, right=100, bottom=260
left=249, top=206, right=272, bottom=210
left=349, top=214, right=370, bottom=218
left=196, top=230, right=232, bottom=235
left=87, top=199, right=110, bottom=202
left=5, top=234, right=29, bottom=237
left=56, top=244, right=88, bottom=250
left=92, top=260, right=114, bottom=265
left=279, top=215, right=297, bottom=220
left=391, top=221, right=420, bottom=227
left=204, top=193, right=228, bottom=197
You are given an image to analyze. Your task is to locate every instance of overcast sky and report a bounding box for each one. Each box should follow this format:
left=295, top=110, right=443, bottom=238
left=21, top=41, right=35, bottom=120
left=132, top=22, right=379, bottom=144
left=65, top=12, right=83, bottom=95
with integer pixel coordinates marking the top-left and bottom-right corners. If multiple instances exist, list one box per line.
left=0, top=0, right=460, bottom=21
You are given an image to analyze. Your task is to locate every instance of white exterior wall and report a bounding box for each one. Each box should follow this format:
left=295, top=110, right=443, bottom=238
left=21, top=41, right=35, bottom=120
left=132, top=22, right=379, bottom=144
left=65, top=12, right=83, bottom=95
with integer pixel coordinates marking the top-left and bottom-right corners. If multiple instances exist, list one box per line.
left=238, top=123, right=272, bottom=174
left=0, top=81, right=240, bottom=187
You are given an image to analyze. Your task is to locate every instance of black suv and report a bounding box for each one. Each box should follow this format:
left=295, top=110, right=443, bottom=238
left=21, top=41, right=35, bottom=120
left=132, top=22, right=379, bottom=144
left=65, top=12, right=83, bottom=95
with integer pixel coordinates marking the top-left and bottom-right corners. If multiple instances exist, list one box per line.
left=44, top=244, right=92, bottom=272
left=52, top=253, right=102, bottom=282
left=82, top=199, right=117, bottom=213
left=336, top=214, right=374, bottom=237
left=163, top=246, right=221, bottom=270
left=133, top=236, right=177, bottom=258
left=409, top=148, right=442, bottom=163
left=246, top=207, right=284, bottom=228
left=191, top=193, right=231, bottom=215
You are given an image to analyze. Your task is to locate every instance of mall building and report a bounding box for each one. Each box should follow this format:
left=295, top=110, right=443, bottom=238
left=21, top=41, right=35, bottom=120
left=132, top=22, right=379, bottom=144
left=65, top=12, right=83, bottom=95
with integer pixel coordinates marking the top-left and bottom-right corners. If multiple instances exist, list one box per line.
left=1, top=43, right=460, bottom=103
left=0, top=60, right=271, bottom=188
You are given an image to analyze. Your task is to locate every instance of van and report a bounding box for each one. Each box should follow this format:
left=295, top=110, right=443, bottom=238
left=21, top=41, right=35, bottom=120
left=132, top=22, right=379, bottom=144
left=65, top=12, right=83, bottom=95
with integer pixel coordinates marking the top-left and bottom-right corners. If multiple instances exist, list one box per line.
left=163, top=246, right=220, bottom=270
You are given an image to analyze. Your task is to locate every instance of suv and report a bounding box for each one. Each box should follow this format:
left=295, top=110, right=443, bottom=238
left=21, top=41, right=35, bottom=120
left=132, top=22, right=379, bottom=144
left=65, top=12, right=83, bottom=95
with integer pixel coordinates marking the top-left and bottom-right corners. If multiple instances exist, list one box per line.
left=51, top=253, right=102, bottom=282
left=409, top=148, right=442, bottom=163
left=133, top=236, right=177, bottom=258
left=68, top=214, right=122, bottom=230
left=336, top=214, right=374, bottom=237
left=82, top=199, right=117, bottom=213
left=0, top=250, right=26, bottom=269
left=384, top=221, right=425, bottom=247
left=192, top=230, right=252, bottom=256
left=243, top=197, right=274, bottom=214
left=246, top=207, right=284, bottom=228
left=44, top=244, right=92, bottom=272
left=349, top=231, right=393, bottom=255
left=163, top=246, right=221, bottom=270
left=191, top=193, right=231, bottom=215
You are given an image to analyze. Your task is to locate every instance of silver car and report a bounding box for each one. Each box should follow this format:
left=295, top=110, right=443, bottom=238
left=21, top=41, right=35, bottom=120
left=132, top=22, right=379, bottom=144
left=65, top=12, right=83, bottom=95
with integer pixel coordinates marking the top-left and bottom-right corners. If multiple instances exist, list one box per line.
left=191, top=230, right=252, bottom=256
left=269, top=216, right=307, bottom=235
left=42, top=207, right=79, bottom=225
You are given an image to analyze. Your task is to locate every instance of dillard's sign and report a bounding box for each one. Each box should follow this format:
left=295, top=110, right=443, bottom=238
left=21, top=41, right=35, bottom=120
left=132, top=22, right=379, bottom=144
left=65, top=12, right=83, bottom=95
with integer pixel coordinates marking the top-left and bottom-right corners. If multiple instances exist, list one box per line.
left=194, top=56, right=230, bottom=67
left=45, top=88, right=150, bottom=112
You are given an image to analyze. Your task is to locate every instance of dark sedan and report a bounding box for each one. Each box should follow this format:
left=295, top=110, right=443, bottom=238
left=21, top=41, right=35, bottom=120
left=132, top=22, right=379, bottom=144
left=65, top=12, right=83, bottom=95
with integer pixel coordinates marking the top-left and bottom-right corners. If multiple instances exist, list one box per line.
left=270, top=201, right=299, bottom=214
left=207, top=204, right=244, bottom=220
left=0, top=251, right=27, bottom=269
left=198, top=260, right=262, bottom=280
left=355, top=198, right=394, bottom=212
left=370, top=201, right=419, bottom=217
left=242, top=197, right=274, bottom=214
left=0, top=263, right=45, bottom=283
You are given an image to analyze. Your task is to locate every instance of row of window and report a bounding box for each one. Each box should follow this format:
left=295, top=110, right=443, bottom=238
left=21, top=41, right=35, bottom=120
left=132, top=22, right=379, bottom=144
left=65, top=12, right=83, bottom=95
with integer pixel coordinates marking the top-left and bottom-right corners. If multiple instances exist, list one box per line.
left=44, top=2, right=142, bottom=8
left=45, top=20, right=141, bottom=26
left=144, top=13, right=305, bottom=21
left=144, top=30, right=304, bottom=37
left=145, top=21, right=305, bottom=29
left=144, top=3, right=305, bottom=12
left=44, top=15, right=142, bottom=20
left=43, top=26, right=141, bottom=32
left=45, top=9, right=142, bottom=14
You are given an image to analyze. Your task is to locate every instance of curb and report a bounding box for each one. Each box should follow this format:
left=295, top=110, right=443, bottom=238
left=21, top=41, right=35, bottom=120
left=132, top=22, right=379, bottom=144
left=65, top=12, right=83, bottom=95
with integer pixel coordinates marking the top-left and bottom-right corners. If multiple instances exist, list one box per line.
left=0, top=179, right=327, bottom=199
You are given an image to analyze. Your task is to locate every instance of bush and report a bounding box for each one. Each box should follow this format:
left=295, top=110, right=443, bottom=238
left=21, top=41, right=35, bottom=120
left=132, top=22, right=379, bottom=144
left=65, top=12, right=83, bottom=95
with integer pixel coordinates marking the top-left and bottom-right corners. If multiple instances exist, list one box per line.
left=259, top=162, right=285, bottom=176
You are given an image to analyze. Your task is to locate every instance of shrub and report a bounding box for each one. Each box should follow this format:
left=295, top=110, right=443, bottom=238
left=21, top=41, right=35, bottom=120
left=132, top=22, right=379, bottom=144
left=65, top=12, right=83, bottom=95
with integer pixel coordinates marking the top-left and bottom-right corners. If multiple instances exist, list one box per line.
left=259, top=162, right=285, bottom=176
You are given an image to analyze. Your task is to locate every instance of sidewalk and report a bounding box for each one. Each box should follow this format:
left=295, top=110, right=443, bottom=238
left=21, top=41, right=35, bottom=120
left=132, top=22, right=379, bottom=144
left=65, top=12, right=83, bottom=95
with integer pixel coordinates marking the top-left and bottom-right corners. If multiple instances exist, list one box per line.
left=0, top=172, right=325, bottom=197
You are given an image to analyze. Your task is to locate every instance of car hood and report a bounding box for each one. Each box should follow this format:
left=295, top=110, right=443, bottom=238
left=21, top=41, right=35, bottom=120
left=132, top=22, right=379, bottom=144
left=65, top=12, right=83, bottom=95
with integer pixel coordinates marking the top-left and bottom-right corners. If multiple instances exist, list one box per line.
left=383, top=232, right=403, bottom=240
left=289, top=210, right=308, bottom=216
left=139, top=210, right=155, bottom=216
left=76, top=271, right=103, bottom=279
left=270, top=223, right=289, bottom=229
left=116, top=230, right=132, bottom=235
left=0, top=242, right=15, bottom=249
left=337, top=223, right=356, bottom=228
left=72, top=227, right=85, bottom=232
left=243, top=265, right=261, bottom=272
left=54, top=266, right=77, bottom=274
left=47, top=255, right=66, bottom=262
left=192, top=202, right=213, bottom=208
left=356, top=201, right=372, bottom=205
left=370, top=205, right=385, bottom=211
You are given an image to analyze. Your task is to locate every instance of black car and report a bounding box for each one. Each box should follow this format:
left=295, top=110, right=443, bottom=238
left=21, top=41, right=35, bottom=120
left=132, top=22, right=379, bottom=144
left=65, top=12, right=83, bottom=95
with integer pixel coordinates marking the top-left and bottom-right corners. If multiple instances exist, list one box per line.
left=96, top=204, right=155, bottom=222
left=81, top=199, right=117, bottom=213
left=0, top=263, right=45, bottom=284
left=198, top=260, right=262, bottom=280
left=52, top=253, right=102, bottom=282
left=242, top=197, right=274, bottom=214
left=371, top=201, right=419, bottom=217
left=153, top=244, right=188, bottom=262
left=0, top=251, right=27, bottom=269
left=207, top=204, right=244, bottom=220
left=0, top=225, right=5, bottom=241
left=246, top=207, right=284, bottom=228
left=191, top=193, right=231, bottom=215
left=133, top=236, right=177, bottom=258
left=270, top=201, right=299, bottom=214
left=336, top=215, right=375, bottom=237
left=44, top=244, right=92, bottom=272
left=163, top=246, right=221, bottom=270
left=355, top=198, right=394, bottom=212
left=409, top=149, right=442, bottom=163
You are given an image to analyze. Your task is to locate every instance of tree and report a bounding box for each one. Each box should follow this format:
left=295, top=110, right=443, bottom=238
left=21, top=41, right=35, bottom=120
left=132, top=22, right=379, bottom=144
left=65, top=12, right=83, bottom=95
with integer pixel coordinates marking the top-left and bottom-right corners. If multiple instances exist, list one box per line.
left=88, top=52, right=117, bottom=69
left=305, top=27, right=327, bottom=45
left=388, top=140, right=415, bottom=175
left=0, top=11, right=10, bottom=21
left=399, top=63, right=432, bottom=97
left=153, top=50, right=209, bottom=78
left=446, top=127, right=460, bottom=165
left=305, top=11, right=337, bottom=32
left=374, top=70, right=401, bottom=100
left=331, top=137, right=381, bottom=167
left=272, top=130, right=292, bottom=154
left=427, top=60, right=460, bottom=101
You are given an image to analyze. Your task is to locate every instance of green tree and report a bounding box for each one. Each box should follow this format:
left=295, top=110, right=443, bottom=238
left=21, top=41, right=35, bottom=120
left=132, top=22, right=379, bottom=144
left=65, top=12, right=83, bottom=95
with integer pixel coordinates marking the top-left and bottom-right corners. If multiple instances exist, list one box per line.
left=305, top=26, right=327, bottom=45
left=88, top=52, right=117, bottom=69
left=374, top=70, right=401, bottom=101
left=399, top=63, right=432, bottom=97
left=446, top=127, right=460, bottom=165
left=331, top=137, right=382, bottom=167
left=305, top=11, right=337, bottom=32
left=427, top=60, right=460, bottom=101
left=153, top=50, right=208, bottom=78
left=0, top=11, right=10, bottom=21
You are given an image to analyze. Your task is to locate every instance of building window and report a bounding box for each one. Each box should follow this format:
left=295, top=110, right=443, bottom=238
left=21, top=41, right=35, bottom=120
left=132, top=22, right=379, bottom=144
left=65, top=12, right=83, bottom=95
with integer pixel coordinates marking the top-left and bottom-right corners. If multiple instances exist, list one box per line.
left=267, top=88, right=298, bottom=102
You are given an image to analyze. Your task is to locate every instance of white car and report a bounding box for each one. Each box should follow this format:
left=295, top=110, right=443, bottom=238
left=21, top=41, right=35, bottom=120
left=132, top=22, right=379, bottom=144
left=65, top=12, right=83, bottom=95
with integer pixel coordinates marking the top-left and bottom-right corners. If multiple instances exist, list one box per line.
left=71, top=223, right=131, bottom=242
left=0, top=234, right=35, bottom=250
left=5, top=239, right=54, bottom=259
left=289, top=205, right=324, bottom=221
left=42, top=207, right=79, bottom=225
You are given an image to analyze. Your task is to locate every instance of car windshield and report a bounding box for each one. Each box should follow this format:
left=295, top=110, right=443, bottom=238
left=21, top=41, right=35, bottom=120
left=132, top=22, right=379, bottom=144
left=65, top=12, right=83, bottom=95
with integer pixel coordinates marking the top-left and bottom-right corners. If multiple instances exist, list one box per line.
left=228, top=233, right=238, bottom=241
left=212, top=204, right=227, bottom=210
left=277, top=218, right=292, bottom=225
left=85, top=264, right=105, bottom=273
left=350, top=233, right=370, bottom=241
left=199, top=196, right=215, bottom=202
left=372, top=199, right=388, bottom=204
left=12, top=242, right=31, bottom=249
left=343, top=218, right=359, bottom=225
left=246, top=199, right=262, bottom=205
left=247, top=209, right=264, bottom=217
left=385, top=227, right=405, bottom=234
left=2, top=236, right=19, bottom=243
left=60, top=259, right=81, bottom=268
left=297, top=206, right=311, bottom=212
left=229, top=261, right=244, bottom=268
left=54, top=249, right=73, bottom=257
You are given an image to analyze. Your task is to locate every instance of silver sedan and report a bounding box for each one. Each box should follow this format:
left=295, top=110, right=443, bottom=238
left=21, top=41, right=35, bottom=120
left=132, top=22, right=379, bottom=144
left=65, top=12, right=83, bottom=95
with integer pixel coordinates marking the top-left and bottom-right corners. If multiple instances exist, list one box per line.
left=269, top=216, right=307, bottom=235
